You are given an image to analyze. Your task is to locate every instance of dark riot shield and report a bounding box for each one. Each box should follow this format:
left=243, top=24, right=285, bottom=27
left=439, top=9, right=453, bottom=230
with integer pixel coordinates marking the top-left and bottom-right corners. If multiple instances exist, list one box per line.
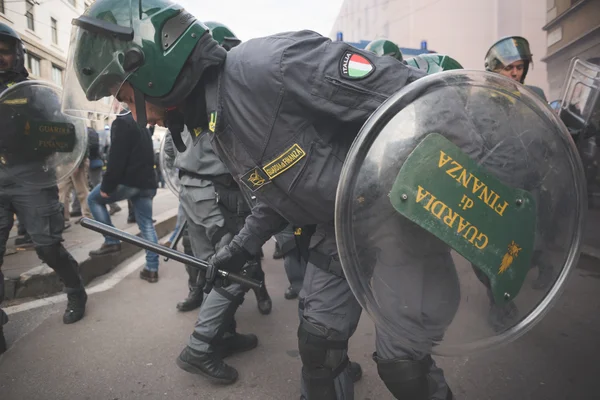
left=0, top=80, right=87, bottom=188
left=335, top=70, right=586, bottom=356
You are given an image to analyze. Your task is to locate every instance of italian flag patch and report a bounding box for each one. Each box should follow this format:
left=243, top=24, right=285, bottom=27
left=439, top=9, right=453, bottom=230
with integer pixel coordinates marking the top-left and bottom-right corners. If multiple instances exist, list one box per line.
left=340, top=52, right=375, bottom=80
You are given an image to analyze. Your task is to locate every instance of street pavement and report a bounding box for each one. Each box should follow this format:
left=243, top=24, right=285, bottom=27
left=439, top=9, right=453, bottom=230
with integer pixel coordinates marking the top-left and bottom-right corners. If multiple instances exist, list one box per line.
left=1, top=238, right=600, bottom=400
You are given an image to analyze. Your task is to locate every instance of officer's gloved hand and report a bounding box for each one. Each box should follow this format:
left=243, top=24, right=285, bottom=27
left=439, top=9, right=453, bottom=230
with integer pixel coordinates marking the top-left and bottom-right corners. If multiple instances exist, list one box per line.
left=202, top=242, right=250, bottom=294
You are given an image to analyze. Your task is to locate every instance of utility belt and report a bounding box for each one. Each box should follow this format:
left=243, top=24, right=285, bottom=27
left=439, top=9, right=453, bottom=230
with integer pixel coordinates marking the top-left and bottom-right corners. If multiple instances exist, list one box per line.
left=291, top=225, right=344, bottom=278
left=308, top=251, right=345, bottom=278
left=179, top=171, right=238, bottom=189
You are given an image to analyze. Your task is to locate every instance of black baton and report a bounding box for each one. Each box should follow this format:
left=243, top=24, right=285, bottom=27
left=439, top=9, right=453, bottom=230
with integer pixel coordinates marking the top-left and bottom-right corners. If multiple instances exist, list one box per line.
left=164, top=219, right=188, bottom=262
left=80, top=218, right=262, bottom=290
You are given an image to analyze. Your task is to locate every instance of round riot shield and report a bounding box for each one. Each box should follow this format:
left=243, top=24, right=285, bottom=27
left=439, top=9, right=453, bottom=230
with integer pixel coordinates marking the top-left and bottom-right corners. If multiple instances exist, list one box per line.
left=0, top=80, right=87, bottom=188
left=336, top=70, right=586, bottom=356
left=159, top=132, right=181, bottom=195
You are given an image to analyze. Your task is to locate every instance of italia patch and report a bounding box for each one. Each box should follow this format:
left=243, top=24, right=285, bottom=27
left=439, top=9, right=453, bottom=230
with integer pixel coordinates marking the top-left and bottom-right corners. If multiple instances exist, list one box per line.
left=340, top=52, right=375, bottom=80
left=262, top=143, right=306, bottom=179
left=241, top=167, right=270, bottom=192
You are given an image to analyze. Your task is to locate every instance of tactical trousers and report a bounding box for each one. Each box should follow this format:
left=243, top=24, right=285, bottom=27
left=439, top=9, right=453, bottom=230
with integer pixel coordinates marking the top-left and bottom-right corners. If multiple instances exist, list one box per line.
left=58, top=160, right=92, bottom=220
left=179, top=184, right=247, bottom=352
left=298, top=223, right=456, bottom=400
left=275, top=224, right=307, bottom=293
left=0, top=183, right=83, bottom=328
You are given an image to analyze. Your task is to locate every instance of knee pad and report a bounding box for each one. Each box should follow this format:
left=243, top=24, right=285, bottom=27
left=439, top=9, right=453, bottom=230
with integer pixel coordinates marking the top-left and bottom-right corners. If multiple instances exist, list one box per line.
left=373, top=353, right=432, bottom=400
left=297, top=319, right=349, bottom=400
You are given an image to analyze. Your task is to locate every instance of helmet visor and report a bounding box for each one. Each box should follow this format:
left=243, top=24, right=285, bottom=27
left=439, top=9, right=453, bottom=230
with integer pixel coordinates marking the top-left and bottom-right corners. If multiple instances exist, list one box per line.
left=61, top=12, right=135, bottom=120
left=487, top=37, right=532, bottom=71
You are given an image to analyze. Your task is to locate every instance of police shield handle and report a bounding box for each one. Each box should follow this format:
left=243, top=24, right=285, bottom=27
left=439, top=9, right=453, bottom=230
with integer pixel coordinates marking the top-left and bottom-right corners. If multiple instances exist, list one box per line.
left=389, top=132, right=537, bottom=305
left=79, top=218, right=262, bottom=290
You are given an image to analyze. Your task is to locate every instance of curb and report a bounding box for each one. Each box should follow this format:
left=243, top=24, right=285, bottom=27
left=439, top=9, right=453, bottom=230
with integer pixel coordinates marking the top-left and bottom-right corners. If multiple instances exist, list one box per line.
left=7, top=208, right=178, bottom=301
left=581, top=245, right=600, bottom=261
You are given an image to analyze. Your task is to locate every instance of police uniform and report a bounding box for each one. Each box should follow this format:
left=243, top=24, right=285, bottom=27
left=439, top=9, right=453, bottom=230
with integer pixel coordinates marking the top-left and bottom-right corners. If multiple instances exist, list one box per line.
left=164, top=125, right=272, bottom=342
left=186, top=31, right=460, bottom=399
left=0, top=28, right=87, bottom=339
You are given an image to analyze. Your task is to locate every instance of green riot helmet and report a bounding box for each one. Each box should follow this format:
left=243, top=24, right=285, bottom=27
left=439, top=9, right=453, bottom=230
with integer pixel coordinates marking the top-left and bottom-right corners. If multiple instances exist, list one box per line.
left=365, top=39, right=403, bottom=61
left=62, top=0, right=227, bottom=129
left=485, top=36, right=533, bottom=83
left=405, top=54, right=463, bottom=74
left=0, top=22, right=28, bottom=81
left=204, top=21, right=241, bottom=51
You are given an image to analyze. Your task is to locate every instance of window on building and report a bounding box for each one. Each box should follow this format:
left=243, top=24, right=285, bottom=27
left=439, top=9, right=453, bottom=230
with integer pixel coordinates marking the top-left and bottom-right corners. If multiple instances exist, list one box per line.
left=68, top=0, right=77, bottom=7
left=546, top=0, right=555, bottom=10
left=27, top=54, right=41, bottom=77
left=0, top=0, right=5, bottom=14
left=52, top=65, right=62, bottom=86
left=26, top=0, right=35, bottom=31
left=51, top=18, right=58, bottom=44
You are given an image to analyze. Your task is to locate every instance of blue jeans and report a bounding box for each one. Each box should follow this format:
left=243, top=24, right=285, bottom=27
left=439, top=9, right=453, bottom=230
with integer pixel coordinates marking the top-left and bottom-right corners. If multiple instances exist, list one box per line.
left=88, top=184, right=159, bottom=271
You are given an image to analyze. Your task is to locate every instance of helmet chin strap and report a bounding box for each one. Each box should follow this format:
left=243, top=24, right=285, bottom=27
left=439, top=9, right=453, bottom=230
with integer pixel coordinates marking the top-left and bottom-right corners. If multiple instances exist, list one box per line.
left=133, top=87, right=148, bottom=128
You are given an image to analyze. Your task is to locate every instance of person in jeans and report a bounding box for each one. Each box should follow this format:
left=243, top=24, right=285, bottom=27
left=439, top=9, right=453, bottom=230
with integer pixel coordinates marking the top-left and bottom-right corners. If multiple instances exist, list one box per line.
left=87, top=126, right=122, bottom=216
left=87, top=112, right=160, bottom=283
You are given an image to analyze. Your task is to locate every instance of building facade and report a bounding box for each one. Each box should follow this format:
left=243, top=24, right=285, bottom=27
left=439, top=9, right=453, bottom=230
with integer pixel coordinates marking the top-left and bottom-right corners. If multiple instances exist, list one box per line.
left=542, top=0, right=600, bottom=100
left=0, top=0, right=91, bottom=85
left=0, top=0, right=109, bottom=128
left=330, top=0, right=549, bottom=94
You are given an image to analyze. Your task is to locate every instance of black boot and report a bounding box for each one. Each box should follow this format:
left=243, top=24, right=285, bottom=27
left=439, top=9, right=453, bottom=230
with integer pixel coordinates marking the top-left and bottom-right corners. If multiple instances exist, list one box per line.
left=0, top=326, right=6, bottom=355
left=176, top=288, right=203, bottom=312
left=284, top=286, right=298, bottom=300
left=254, top=284, right=272, bottom=315
left=349, top=361, right=363, bottom=383
left=63, top=289, right=87, bottom=324
left=217, top=333, right=258, bottom=359
left=176, top=346, right=238, bottom=384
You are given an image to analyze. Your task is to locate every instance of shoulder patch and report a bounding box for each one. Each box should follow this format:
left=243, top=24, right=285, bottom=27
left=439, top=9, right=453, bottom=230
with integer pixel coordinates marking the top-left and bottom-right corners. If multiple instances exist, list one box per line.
left=241, top=167, right=270, bottom=192
left=262, top=143, right=306, bottom=180
left=2, top=98, right=28, bottom=105
left=340, top=52, right=375, bottom=80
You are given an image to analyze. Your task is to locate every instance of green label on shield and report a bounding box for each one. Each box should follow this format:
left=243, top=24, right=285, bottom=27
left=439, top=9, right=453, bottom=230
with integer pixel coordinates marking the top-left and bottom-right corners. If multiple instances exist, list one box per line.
left=25, top=120, right=76, bottom=153
left=389, top=133, right=536, bottom=304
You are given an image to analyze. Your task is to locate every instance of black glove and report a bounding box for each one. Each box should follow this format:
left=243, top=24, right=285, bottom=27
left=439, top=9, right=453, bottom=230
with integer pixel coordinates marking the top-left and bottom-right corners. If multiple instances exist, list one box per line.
left=202, top=242, right=250, bottom=294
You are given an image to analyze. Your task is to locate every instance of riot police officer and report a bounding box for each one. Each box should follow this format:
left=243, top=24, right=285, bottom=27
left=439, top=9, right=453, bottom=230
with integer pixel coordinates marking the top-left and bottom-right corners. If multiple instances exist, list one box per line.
left=0, top=23, right=87, bottom=354
left=485, top=36, right=555, bottom=296
left=160, top=21, right=272, bottom=383
left=485, top=36, right=547, bottom=101
left=65, top=3, right=457, bottom=398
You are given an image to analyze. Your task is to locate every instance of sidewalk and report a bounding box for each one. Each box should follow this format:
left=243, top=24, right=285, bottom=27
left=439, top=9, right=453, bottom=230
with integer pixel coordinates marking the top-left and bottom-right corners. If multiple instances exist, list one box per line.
left=3, top=188, right=179, bottom=301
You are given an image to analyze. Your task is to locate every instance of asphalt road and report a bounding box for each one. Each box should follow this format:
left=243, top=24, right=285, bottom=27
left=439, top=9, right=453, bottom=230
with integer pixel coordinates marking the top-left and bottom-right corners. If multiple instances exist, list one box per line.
left=1, top=240, right=599, bottom=400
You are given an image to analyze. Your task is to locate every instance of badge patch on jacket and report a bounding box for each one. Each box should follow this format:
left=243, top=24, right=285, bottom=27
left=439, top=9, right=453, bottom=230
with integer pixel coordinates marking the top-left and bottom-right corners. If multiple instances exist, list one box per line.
left=340, top=52, right=375, bottom=80
left=262, top=143, right=306, bottom=179
left=241, top=168, right=270, bottom=192
left=209, top=111, right=217, bottom=133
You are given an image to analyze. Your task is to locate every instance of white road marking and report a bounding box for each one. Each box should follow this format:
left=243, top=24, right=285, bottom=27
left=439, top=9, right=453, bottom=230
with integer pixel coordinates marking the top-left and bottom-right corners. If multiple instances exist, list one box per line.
left=5, top=252, right=147, bottom=315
